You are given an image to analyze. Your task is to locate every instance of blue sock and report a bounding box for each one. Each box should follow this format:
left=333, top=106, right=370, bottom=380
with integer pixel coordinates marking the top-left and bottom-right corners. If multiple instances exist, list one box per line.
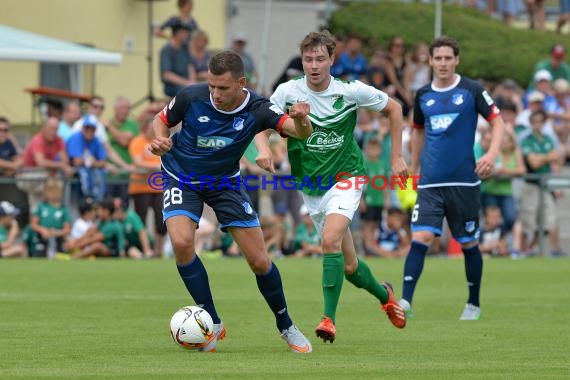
left=402, top=241, right=429, bottom=304
left=177, top=255, right=221, bottom=324
left=255, top=262, right=293, bottom=332
left=462, top=245, right=483, bottom=307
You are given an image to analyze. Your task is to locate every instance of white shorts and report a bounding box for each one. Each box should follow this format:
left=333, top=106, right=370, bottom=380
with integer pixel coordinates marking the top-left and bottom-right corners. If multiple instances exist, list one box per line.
left=301, top=177, right=363, bottom=235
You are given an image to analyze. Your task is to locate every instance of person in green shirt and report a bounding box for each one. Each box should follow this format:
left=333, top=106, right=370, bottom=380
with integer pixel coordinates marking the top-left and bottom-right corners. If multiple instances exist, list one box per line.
left=291, top=205, right=321, bottom=257
left=114, top=199, right=153, bottom=259
left=105, top=96, right=139, bottom=203
left=28, top=179, right=71, bottom=257
left=72, top=199, right=125, bottom=258
left=528, top=45, right=570, bottom=90
left=0, top=201, right=27, bottom=258
left=519, top=110, right=563, bottom=256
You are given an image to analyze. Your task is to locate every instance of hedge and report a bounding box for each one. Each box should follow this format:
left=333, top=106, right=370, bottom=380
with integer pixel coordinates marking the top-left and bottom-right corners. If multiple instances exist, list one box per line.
left=328, top=2, right=570, bottom=87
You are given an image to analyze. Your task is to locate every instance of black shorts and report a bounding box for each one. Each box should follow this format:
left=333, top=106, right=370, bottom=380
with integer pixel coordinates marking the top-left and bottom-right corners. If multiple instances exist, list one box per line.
left=163, top=176, right=259, bottom=232
left=360, top=206, right=384, bottom=222
left=411, top=186, right=480, bottom=243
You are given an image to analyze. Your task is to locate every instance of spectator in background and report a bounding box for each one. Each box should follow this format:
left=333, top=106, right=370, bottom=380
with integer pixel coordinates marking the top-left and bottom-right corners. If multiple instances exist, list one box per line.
left=528, top=70, right=556, bottom=110
left=0, top=201, right=27, bottom=258
left=190, top=29, right=212, bottom=83
left=497, top=0, right=524, bottom=26
left=114, top=198, right=154, bottom=259
left=526, top=0, right=545, bottom=30
left=128, top=117, right=166, bottom=257
left=0, top=117, right=28, bottom=227
left=330, top=34, right=347, bottom=79
left=371, top=207, right=410, bottom=259
left=57, top=101, right=81, bottom=142
left=479, top=205, right=507, bottom=256
left=66, top=200, right=96, bottom=253
left=290, top=205, right=321, bottom=258
left=493, top=79, right=524, bottom=114
left=154, top=0, right=198, bottom=43
left=272, top=56, right=303, bottom=92
left=105, top=96, right=139, bottom=203
left=27, top=179, right=71, bottom=258
left=545, top=78, right=570, bottom=147
left=67, top=115, right=107, bottom=201
left=72, top=96, right=132, bottom=171
left=160, top=22, right=195, bottom=98
left=336, top=35, right=368, bottom=81
left=529, top=44, right=570, bottom=89
left=385, top=36, right=412, bottom=116
left=406, top=41, right=431, bottom=98
left=515, top=91, right=560, bottom=148
left=229, top=31, right=258, bottom=90
left=364, top=48, right=390, bottom=92
left=556, top=0, right=570, bottom=33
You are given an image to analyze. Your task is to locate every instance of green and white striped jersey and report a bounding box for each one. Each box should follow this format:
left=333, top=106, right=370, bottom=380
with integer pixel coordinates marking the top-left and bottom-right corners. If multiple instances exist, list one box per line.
left=270, top=76, right=389, bottom=195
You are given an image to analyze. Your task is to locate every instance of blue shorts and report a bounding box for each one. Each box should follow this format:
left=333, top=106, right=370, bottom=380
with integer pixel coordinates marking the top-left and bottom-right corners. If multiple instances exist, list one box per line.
left=411, top=186, right=480, bottom=243
left=162, top=176, right=260, bottom=232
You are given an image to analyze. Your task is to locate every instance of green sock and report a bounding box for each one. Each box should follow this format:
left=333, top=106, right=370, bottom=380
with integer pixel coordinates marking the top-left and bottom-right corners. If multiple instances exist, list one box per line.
left=345, top=258, right=389, bottom=304
left=322, top=253, right=345, bottom=324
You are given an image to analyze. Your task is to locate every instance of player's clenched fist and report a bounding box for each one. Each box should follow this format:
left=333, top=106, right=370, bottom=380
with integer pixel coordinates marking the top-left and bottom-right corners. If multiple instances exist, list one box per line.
left=289, top=102, right=310, bottom=119
left=149, top=136, right=173, bottom=156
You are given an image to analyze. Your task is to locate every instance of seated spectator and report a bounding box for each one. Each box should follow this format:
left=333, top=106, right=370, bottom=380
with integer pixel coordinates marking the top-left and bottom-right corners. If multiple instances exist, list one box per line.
left=493, top=79, right=524, bottom=114
left=22, top=117, right=74, bottom=209
left=67, top=200, right=96, bottom=246
left=154, top=0, right=198, bottom=42
left=71, top=96, right=132, bottom=171
left=105, top=96, right=139, bottom=203
left=360, top=138, right=387, bottom=256
left=0, top=201, right=27, bottom=258
left=189, top=29, right=212, bottom=83
left=290, top=205, right=321, bottom=258
left=545, top=78, right=570, bottom=148
left=160, top=22, right=195, bottom=98
left=128, top=117, right=166, bottom=257
left=479, top=205, right=507, bottom=257
left=67, top=115, right=107, bottom=201
left=529, top=44, right=570, bottom=89
left=0, top=117, right=28, bottom=227
left=26, top=179, right=71, bottom=258
left=113, top=198, right=153, bottom=259
left=72, top=199, right=125, bottom=259
left=370, top=207, right=410, bottom=258
left=519, top=110, right=563, bottom=256
left=58, top=101, right=81, bottom=142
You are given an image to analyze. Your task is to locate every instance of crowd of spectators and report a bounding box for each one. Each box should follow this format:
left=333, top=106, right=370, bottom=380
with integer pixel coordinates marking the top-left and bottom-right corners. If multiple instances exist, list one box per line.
left=1, top=1, right=569, bottom=259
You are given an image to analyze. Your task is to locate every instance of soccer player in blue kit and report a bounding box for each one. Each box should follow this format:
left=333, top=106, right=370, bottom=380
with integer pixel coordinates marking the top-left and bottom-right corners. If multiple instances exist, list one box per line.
left=399, top=36, right=505, bottom=320
left=149, top=51, right=313, bottom=353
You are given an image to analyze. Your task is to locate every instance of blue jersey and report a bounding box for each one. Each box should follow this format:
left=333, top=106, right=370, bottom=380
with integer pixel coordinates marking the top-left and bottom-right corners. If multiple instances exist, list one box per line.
left=159, top=84, right=288, bottom=181
left=413, top=75, right=500, bottom=188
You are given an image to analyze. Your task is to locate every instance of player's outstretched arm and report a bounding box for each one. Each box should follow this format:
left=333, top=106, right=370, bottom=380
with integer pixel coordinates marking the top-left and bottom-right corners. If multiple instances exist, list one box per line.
left=281, top=102, right=313, bottom=139
left=149, top=114, right=173, bottom=156
left=382, top=98, right=408, bottom=179
left=254, top=130, right=275, bottom=173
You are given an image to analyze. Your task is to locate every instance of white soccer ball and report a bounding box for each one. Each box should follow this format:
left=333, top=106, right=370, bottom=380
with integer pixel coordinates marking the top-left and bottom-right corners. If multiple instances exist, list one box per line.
left=169, top=305, right=214, bottom=350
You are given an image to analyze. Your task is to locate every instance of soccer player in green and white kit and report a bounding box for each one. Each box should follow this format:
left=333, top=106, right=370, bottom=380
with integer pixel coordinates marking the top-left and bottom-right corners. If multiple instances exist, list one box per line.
left=256, top=30, right=408, bottom=343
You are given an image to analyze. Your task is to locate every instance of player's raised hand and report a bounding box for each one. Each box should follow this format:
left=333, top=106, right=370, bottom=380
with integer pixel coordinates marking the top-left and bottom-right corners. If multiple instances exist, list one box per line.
left=391, top=156, right=409, bottom=182
left=289, top=102, right=310, bottom=120
left=148, top=136, right=173, bottom=156
left=475, top=153, right=496, bottom=178
left=256, top=150, right=276, bottom=174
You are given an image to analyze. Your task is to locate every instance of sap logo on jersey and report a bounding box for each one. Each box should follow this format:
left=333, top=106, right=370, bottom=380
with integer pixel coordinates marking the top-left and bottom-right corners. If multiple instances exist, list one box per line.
left=430, top=113, right=459, bottom=132
left=197, top=136, right=233, bottom=149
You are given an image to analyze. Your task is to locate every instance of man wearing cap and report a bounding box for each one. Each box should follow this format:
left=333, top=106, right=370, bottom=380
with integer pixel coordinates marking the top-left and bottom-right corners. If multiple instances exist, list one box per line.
left=529, top=44, right=570, bottom=89
left=66, top=115, right=107, bottom=201
left=160, top=21, right=196, bottom=98
left=230, top=31, right=258, bottom=90
left=515, top=90, right=560, bottom=147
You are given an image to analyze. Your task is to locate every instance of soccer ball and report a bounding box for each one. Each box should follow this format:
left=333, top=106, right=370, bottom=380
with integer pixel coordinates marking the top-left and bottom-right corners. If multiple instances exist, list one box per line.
left=169, top=306, right=214, bottom=349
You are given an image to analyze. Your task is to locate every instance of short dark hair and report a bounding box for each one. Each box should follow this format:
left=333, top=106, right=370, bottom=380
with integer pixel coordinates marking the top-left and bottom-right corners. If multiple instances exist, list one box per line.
left=429, top=36, right=460, bottom=57
left=78, top=201, right=94, bottom=216
left=208, top=51, right=244, bottom=79
left=0, top=116, right=9, bottom=125
left=300, top=30, right=336, bottom=58
left=387, top=206, right=403, bottom=216
left=530, top=109, right=546, bottom=122
left=97, top=199, right=115, bottom=214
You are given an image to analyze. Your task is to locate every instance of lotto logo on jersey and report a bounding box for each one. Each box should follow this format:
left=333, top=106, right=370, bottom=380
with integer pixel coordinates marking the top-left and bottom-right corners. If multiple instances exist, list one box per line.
left=429, top=113, right=459, bottom=132
left=197, top=136, right=233, bottom=149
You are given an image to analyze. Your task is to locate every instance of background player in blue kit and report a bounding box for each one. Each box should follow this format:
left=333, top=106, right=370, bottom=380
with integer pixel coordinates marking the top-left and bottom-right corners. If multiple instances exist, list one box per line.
left=149, top=51, right=314, bottom=353
left=399, top=36, right=505, bottom=321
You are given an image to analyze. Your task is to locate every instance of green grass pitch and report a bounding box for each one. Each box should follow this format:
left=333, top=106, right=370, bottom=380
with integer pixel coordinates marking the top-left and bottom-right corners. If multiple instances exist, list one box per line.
left=1, top=257, right=569, bottom=379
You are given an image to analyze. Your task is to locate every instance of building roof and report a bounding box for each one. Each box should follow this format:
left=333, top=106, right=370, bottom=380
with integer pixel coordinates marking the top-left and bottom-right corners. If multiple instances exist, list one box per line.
left=0, top=24, right=121, bottom=65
